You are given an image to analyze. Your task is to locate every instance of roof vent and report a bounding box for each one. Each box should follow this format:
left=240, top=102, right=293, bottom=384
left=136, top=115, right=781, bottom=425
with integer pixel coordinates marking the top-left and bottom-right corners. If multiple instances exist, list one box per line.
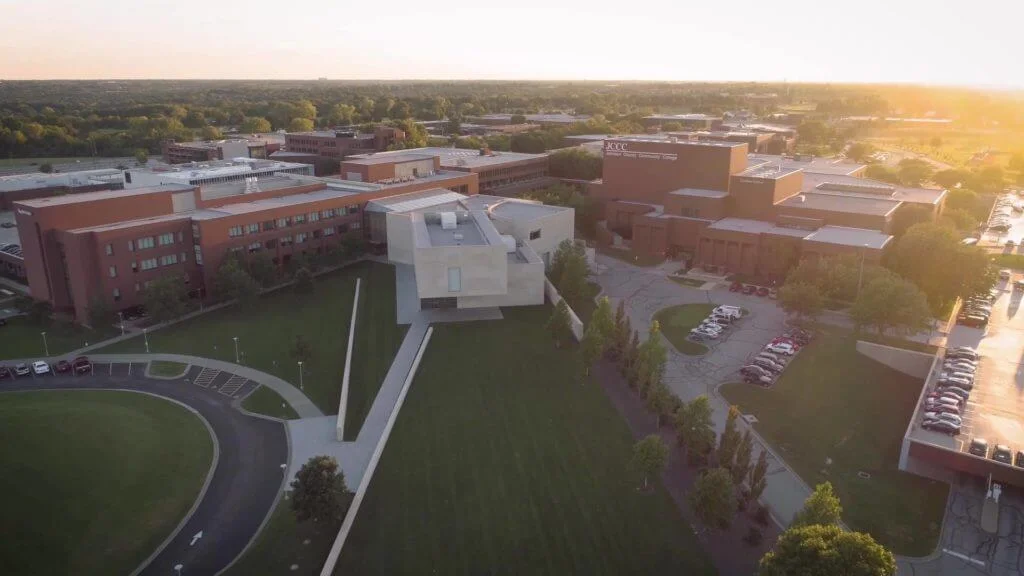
left=440, top=212, right=457, bottom=230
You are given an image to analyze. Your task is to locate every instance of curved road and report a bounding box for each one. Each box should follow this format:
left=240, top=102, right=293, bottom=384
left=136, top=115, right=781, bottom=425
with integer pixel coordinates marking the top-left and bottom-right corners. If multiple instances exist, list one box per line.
left=0, top=364, right=288, bottom=576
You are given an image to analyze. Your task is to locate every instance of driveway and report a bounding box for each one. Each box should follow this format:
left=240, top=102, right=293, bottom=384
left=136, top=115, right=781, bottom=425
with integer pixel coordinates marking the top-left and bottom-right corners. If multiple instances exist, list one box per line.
left=0, top=363, right=288, bottom=576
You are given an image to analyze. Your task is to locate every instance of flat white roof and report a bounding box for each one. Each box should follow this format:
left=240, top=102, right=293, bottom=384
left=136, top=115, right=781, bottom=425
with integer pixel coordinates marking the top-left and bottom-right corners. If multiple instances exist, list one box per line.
left=803, top=225, right=892, bottom=249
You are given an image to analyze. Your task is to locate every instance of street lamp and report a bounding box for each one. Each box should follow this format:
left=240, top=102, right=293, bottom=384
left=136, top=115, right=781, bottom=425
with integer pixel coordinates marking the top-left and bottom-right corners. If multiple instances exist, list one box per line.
left=118, top=311, right=124, bottom=336
left=40, top=331, right=48, bottom=356
left=143, top=328, right=150, bottom=353
left=297, top=361, right=304, bottom=390
left=232, top=337, right=239, bottom=364
left=174, top=565, right=183, bottom=575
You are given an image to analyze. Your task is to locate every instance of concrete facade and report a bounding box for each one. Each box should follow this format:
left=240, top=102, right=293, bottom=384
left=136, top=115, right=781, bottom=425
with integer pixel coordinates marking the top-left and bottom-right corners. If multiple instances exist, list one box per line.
left=855, top=340, right=936, bottom=379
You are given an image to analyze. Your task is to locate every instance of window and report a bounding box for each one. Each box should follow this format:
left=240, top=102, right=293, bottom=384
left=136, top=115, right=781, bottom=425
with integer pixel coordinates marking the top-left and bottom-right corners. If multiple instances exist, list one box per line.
left=321, top=209, right=334, bottom=219
left=192, top=223, right=201, bottom=239
left=262, top=220, right=275, bottom=231
left=228, top=225, right=243, bottom=238
left=351, top=221, right=362, bottom=230
left=193, top=245, right=204, bottom=265
left=280, top=236, right=293, bottom=247
left=296, top=232, right=308, bottom=244
left=447, top=267, right=462, bottom=292
left=529, top=229, right=541, bottom=240
left=248, top=242, right=261, bottom=253
left=338, top=223, right=349, bottom=234
left=276, top=217, right=289, bottom=228
left=159, top=254, right=178, bottom=266
left=265, top=239, right=278, bottom=249
left=294, top=214, right=306, bottom=225
left=348, top=205, right=359, bottom=214
left=108, top=265, right=117, bottom=278
left=309, top=211, right=320, bottom=222
left=104, top=243, right=113, bottom=256
left=140, top=258, right=158, bottom=270
left=112, top=288, right=121, bottom=302
left=323, top=226, right=335, bottom=236
left=137, top=236, right=155, bottom=250
left=127, top=240, right=135, bottom=252
left=134, top=282, right=141, bottom=293
left=131, top=261, right=138, bottom=273
left=157, top=233, right=172, bottom=247
left=247, top=223, right=259, bottom=234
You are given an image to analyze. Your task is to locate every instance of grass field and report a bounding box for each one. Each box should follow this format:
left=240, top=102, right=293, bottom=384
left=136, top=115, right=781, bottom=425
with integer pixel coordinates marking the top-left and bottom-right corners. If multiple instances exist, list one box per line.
left=242, top=385, right=300, bottom=420
left=223, top=500, right=337, bottom=576
left=335, top=306, right=714, bottom=576
left=0, top=316, right=118, bottom=360
left=653, top=303, right=716, bottom=356
left=719, top=328, right=947, bottom=556
left=97, top=261, right=406, bottom=434
left=148, top=360, right=188, bottom=377
left=0, top=390, right=213, bottom=576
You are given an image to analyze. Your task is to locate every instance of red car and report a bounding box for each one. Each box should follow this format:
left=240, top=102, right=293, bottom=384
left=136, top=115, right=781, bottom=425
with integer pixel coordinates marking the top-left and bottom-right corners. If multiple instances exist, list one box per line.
left=72, top=356, right=91, bottom=374
left=0, top=366, right=11, bottom=380
left=729, top=281, right=743, bottom=292
left=742, top=285, right=757, bottom=295
left=55, top=360, right=72, bottom=373
left=756, top=286, right=770, bottom=297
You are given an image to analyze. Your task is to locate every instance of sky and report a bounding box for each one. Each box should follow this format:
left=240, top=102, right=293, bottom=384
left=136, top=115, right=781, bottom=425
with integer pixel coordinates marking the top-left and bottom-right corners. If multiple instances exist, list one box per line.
left=1, top=0, right=1022, bottom=87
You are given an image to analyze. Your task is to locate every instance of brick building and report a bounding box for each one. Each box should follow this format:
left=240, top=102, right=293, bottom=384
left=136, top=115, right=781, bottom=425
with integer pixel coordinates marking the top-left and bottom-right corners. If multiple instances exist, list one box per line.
left=161, top=135, right=282, bottom=164
left=279, top=127, right=405, bottom=175
left=344, top=147, right=548, bottom=193
left=591, top=136, right=946, bottom=280
left=13, top=157, right=478, bottom=323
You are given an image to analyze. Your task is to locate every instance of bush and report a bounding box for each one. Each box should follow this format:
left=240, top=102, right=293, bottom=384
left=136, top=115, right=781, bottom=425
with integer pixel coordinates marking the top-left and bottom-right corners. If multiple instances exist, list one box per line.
left=753, top=504, right=771, bottom=526
left=743, top=527, right=764, bottom=546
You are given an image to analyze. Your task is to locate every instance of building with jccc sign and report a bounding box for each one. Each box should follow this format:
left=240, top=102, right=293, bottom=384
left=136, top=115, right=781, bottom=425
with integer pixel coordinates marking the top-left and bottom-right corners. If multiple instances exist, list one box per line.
left=589, top=136, right=947, bottom=280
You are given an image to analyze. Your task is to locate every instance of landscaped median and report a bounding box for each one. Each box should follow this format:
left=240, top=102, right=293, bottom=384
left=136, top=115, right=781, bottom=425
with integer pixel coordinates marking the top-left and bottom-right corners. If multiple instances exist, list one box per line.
left=719, top=326, right=948, bottom=556
left=148, top=360, right=188, bottom=378
left=654, top=303, right=717, bottom=355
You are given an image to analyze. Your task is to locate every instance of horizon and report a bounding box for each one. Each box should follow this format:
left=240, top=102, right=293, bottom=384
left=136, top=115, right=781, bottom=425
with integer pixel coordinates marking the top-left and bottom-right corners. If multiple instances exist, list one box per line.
left=2, top=0, right=1021, bottom=88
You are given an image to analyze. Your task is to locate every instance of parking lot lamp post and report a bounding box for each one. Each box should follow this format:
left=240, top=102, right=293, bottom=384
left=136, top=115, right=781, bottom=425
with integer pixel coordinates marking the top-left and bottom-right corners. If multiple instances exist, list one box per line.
left=297, top=361, right=304, bottom=390
left=41, top=331, right=48, bottom=356
left=118, top=311, right=124, bottom=336
left=233, top=337, right=239, bottom=364
left=143, top=328, right=150, bottom=353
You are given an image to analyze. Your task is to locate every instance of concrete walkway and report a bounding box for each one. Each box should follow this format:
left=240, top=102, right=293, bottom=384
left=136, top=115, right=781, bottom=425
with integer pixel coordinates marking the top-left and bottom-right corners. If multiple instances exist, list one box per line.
left=82, top=353, right=324, bottom=418
left=593, top=253, right=814, bottom=526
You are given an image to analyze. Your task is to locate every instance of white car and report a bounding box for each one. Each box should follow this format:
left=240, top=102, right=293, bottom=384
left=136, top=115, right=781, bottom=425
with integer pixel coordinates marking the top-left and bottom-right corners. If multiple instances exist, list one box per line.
left=690, top=328, right=721, bottom=339
left=764, top=343, right=796, bottom=356
left=1000, top=269, right=1012, bottom=280
left=713, top=306, right=742, bottom=318
left=923, top=411, right=963, bottom=426
left=31, top=361, right=50, bottom=375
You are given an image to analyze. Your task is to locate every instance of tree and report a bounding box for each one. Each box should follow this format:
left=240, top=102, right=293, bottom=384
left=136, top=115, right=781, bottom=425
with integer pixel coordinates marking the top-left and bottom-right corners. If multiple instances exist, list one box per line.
left=247, top=251, right=278, bottom=287
left=291, top=334, right=313, bottom=363
left=240, top=116, right=272, bottom=134
left=759, top=524, right=896, bottom=576
left=732, top=430, right=754, bottom=486
left=846, top=142, right=874, bottom=162
left=623, top=329, right=640, bottom=376
left=290, top=455, right=351, bottom=525
left=548, top=148, right=603, bottom=180
left=933, top=168, right=970, bottom=189
left=938, top=207, right=979, bottom=231
left=294, top=266, right=314, bottom=293
left=545, top=299, right=574, bottom=348
left=28, top=300, right=53, bottom=324
left=579, top=323, right=603, bottom=378
left=200, top=125, right=223, bottom=140
left=690, top=468, right=737, bottom=529
left=851, top=274, right=932, bottom=336
left=646, top=382, right=674, bottom=428
left=288, top=117, right=315, bottom=133
left=87, top=296, right=113, bottom=329
left=589, top=296, right=615, bottom=344
left=609, top=300, right=630, bottom=360
left=510, top=114, right=527, bottom=125
left=660, top=121, right=684, bottom=132
left=865, top=164, right=900, bottom=184
left=38, top=162, right=53, bottom=173
left=890, top=203, right=935, bottom=237
left=676, top=395, right=715, bottom=464
left=142, top=274, right=188, bottom=323
left=777, top=282, right=823, bottom=321
left=793, top=481, right=843, bottom=527
left=549, top=239, right=590, bottom=309
left=1009, top=153, right=1024, bottom=174
left=134, top=149, right=148, bottom=166
left=631, top=434, right=668, bottom=491
left=717, top=405, right=741, bottom=470
left=212, top=255, right=260, bottom=304
left=897, top=158, right=934, bottom=187
left=748, top=449, right=769, bottom=501
left=634, top=321, right=667, bottom=396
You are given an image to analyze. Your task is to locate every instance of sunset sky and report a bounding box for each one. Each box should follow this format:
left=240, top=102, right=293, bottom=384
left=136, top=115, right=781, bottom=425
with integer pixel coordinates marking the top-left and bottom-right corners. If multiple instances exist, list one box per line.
left=1, top=0, right=1020, bottom=87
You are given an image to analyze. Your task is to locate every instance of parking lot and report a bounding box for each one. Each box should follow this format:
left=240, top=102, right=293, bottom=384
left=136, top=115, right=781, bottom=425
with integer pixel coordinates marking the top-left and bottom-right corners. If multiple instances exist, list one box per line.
left=910, top=274, right=1024, bottom=461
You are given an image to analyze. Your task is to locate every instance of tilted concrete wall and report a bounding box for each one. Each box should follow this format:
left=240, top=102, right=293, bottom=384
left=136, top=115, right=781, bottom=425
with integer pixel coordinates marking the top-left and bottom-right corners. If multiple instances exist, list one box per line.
left=543, top=278, right=584, bottom=341
left=337, top=277, right=361, bottom=441
left=856, top=340, right=935, bottom=379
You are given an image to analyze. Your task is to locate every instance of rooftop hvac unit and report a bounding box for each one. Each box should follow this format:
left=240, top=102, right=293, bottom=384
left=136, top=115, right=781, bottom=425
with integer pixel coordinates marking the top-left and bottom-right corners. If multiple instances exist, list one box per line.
left=500, top=234, right=516, bottom=253
left=440, top=212, right=457, bottom=230
left=453, top=233, right=464, bottom=241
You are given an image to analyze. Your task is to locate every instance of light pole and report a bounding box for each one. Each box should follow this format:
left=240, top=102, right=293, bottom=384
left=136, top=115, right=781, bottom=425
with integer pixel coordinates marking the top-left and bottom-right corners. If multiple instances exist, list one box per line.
left=174, top=564, right=183, bottom=575
left=40, top=331, right=48, bottom=356
left=297, top=361, right=304, bottom=390
left=143, top=328, right=150, bottom=353
left=233, top=337, right=239, bottom=364
left=118, top=311, right=124, bottom=336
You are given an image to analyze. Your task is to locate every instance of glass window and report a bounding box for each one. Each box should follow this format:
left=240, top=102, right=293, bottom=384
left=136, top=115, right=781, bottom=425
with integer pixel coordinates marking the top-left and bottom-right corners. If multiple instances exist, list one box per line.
left=131, top=261, right=138, bottom=272
left=351, top=221, right=362, bottom=230
left=137, top=237, right=155, bottom=250
left=323, top=226, right=335, bottom=236
left=157, top=233, right=173, bottom=246
left=348, top=205, right=359, bottom=214
left=529, top=229, right=541, bottom=240
left=140, top=258, right=158, bottom=270
left=262, top=220, right=275, bottom=231
left=294, top=214, right=306, bottom=224
left=112, top=288, right=121, bottom=302
left=159, top=254, right=178, bottom=266
left=104, top=243, right=113, bottom=256
left=127, top=240, right=135, bottom=252
left=108, top=265, right=117, bottom=278
left=177, top=231, right=184, bottom=242
left=193, top=245, right=204, bottom=265
left=228, top=225, right=243, bottom=237
left=280, top=236, right=293, bottom=247
left=276, top=217, right=289, bottom=228
left=247, top=223, right=260, bottom=234
left=309, top=211, right=320, bottom=222
left=447, top=267, right=461, bottom=292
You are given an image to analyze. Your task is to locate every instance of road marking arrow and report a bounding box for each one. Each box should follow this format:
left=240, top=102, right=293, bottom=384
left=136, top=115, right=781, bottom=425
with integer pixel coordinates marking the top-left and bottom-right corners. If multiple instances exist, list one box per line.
left=190, top=531, right=203, bottom=546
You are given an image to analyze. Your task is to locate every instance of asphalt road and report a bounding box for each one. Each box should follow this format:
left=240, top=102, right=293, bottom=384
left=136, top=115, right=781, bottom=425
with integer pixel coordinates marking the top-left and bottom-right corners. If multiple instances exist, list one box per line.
left=0, top=363, right=289, bottom=576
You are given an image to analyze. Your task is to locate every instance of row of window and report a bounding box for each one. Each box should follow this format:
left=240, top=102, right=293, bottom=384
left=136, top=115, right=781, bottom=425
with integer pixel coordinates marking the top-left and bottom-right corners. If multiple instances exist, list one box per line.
left=228, top=206, right=359, bottom=238
left=233, top=225, right=355, bottom=254
left=108, top=252, right=188, bottom=277
left=112, top=276, right=190, bottom=302
left=105, top=232, right=182, bottom=257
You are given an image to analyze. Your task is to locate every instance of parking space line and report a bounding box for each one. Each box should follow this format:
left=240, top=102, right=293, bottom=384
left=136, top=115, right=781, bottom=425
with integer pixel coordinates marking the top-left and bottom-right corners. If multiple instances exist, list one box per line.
left=218, top=375, right=248, bottom=398
left=193, top=368, right=220, bottom=389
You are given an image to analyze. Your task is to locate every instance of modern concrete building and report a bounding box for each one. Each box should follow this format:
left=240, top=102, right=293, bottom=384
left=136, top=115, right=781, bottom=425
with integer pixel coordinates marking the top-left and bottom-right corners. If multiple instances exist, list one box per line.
left=369, top=190, right=573, bottom=309
left=344, top=147, right=548, bottom=193
left=590, top=136, right=946, bottom=280
left=0, top=169, right=125, bottom=209
left=13, top=156, right=479, bottom=323
left=161, top=134, right=282, bottom=164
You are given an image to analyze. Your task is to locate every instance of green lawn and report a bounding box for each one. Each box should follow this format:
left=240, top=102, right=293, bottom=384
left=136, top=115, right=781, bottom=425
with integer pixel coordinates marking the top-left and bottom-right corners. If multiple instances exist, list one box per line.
left=0, top=390, right=213, bottom=576
left=0, top=316, right=118, bottom=360
left=336, top=306, right=714, bottom=575
left=597, top=244, right=665, bottom=267
left=653, top=303, right=716, bottom=355
left=223, top=499, right=337, bottom=576
left=242, top=385, right=300, bottom=420
left=148, top=360, right=188, bottom=377
left=97, top=262, right=406, bottom=434
left=719, top=329, right=947, bottom=556
left=670, top=276, right=707, bottom=288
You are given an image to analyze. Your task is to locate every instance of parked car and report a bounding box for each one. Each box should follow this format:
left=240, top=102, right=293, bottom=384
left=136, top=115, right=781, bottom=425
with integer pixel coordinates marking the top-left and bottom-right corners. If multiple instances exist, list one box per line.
left=926, top=394, right=962, bottom=408
left=690, top=328, right=720, bottom=339
left=743, top=373, right=773, bottom=387
left=922, top=419, right=961, bottom=436
left=55, top=360, right=72, bottom=373
left=729, top=281, right=743, bottom=292
left=926, top=403, right=961, bottom=416
left=1016, top=279, right=1024, bottom=292
left=957, top=314, right=988, bottom=327
left=751, top=358, right=783, bottom=374
left=764, top=343, right=796, bottom=356
left=992, top=445, right=1013, bottom=464
left=936, top=385, right=971, bottom=400
left=943, top=362, right=977, bottom=374
left=947, top=348, right=980, bottom=361
left=0, top=366, right=11, bottom=379
left=938, top=377, right=973, bottom=390
left=1007, top=240, right=1017, bottom=248
left=923, top=411, right=963, bottom=426
left=1000, top=269, right=1013, bottom=280
left=756, top=286, right=770, bottom=297
left=742, top=285, right=757, bottom=295
left=741, top=365, right=771, bottom=378
left=771, top=336, right=802, bottom=349
left=969, top=438, right=989, bottom=457
left=713, top=306, right=742, bottom=318
left=709, top=314, right=733, bottom=325
left=31, top=361, right=50, bottom=375
left=13, top=363, right=30, bottom=377
left=72, top=357, right=91, bottom=374
left=1015, top=451, right=1024, bottom=468
left=756, top=351, right=785, bottom=363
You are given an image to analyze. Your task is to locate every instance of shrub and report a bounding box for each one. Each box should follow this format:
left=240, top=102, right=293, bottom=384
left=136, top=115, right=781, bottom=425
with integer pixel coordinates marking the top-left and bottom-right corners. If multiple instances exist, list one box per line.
left=744, top=527, right=764, bottom=546
left=754, top=504, right=771, bottom=526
